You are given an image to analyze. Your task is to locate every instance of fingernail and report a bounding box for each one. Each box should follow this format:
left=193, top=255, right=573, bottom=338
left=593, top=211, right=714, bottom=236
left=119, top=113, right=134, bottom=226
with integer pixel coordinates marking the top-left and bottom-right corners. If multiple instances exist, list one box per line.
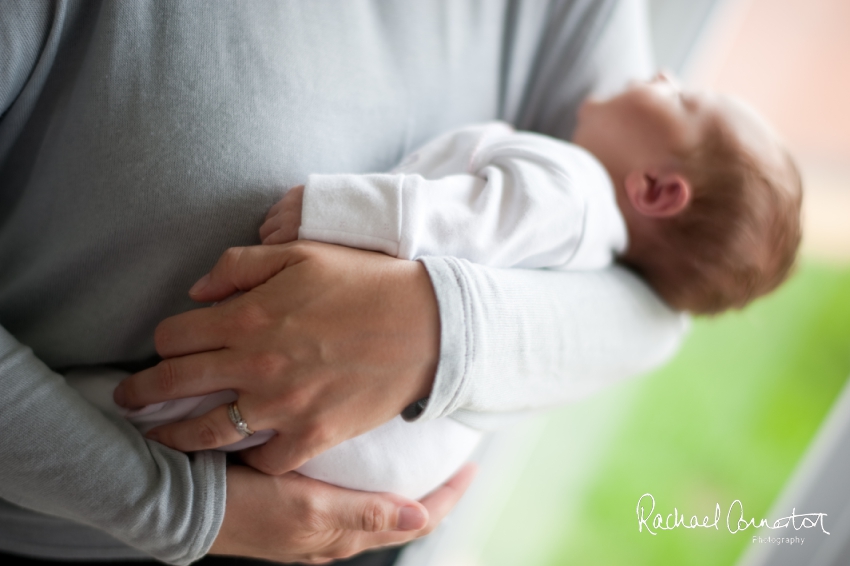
left=189, top=274, right=211, bottom=296
left=113, top=384, right=127, bottom=407
left=397, top=506, right=426, bottom=531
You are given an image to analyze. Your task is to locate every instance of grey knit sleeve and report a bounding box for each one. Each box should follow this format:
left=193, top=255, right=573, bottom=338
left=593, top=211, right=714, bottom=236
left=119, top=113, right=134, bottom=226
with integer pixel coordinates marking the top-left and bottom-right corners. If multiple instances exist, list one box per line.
left=0, top=1, right=52, bottom=118
left=0, top=326, right=226, bottom=565
left=418, top=258, right=687, bottom=428
left=1, top=4, right=226, bottom=563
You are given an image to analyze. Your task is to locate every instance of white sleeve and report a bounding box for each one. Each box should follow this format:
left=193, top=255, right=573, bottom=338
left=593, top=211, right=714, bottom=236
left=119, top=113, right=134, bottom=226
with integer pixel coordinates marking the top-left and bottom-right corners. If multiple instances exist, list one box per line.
left=299, top=128, right=617, bottom=270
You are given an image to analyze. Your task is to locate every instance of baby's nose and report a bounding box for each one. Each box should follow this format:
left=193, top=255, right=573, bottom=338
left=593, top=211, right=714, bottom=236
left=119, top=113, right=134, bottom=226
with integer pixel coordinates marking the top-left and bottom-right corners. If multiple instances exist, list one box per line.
left=652, top=70, right=680, bottom=88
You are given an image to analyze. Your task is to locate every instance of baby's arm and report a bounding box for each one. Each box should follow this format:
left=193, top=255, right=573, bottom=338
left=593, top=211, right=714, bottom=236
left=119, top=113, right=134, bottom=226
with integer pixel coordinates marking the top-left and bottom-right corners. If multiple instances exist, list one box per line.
left=260, top=123, right=623, bottom=271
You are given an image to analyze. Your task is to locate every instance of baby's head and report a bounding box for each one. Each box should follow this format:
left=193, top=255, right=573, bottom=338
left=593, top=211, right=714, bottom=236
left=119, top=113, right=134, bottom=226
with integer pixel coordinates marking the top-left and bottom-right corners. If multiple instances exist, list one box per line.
left=573, top=72, right=802, bottom=314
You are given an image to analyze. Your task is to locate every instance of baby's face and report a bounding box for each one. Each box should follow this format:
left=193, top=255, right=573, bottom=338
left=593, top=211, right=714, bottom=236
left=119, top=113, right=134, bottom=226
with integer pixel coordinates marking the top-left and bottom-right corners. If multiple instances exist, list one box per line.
left=573, top=72, right=785, bottom=179
left=573, top=72, right=712, bottom=165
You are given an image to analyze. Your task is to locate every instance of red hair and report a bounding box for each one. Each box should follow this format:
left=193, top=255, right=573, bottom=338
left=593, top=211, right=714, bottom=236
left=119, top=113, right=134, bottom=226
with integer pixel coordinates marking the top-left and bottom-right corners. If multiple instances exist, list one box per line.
left=621, top=122, right=803, bottom=315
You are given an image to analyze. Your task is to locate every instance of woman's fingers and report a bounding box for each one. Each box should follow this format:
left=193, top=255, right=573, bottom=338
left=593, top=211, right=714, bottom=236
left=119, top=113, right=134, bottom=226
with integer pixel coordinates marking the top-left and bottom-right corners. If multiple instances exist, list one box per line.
left=240, top=432, right=304, bottom=475
left=211, top=466, right=454, bottom=563
left=187, top=242, right=312, bottom=303
left=316, top=486, right=428, bottom=533
left=114, top=349, right=239, bottom=408
left=152, top=304, right=229, bottom=358
left=145, top=403, right=248, bottom=450
left=336, top=463, right=479, bottom=551
left=418, top=462, right=478, bottom=528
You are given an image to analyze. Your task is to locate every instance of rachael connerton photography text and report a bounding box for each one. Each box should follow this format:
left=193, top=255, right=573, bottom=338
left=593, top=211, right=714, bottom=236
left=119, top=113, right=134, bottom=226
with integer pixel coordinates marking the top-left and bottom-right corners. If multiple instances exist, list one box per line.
left=636, top=493, right=830, bottom=536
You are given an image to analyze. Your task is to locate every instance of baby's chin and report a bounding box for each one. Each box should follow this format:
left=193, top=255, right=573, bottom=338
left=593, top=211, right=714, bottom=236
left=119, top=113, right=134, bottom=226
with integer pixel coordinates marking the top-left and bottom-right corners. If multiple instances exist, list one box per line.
left=579, top=96, right=600, bottom=110
left=576, top=97, right=598, bottom=124
left=577, top=91, right=617, bottom=118
left=573, top=98, right=602, bottom=141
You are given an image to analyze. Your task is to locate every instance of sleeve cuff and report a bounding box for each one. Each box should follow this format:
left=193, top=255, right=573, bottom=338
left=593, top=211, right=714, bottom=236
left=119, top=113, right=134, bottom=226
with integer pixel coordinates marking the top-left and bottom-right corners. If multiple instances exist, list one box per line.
left=300, top=173, right=404, bottom=256
left=414, top=256, right=474, bottom=422
left=177, top=450, right=227, bottom=566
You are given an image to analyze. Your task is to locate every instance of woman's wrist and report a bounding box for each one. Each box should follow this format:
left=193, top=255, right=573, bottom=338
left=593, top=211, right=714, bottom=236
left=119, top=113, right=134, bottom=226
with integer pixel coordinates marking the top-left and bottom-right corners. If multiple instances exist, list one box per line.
left=397, top=259, right=441, bottom=404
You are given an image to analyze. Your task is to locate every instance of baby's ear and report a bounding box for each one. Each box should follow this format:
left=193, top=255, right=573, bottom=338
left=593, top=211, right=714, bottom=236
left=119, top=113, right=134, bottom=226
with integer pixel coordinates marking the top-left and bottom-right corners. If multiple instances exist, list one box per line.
left=624, top=169, right=692, bottom=218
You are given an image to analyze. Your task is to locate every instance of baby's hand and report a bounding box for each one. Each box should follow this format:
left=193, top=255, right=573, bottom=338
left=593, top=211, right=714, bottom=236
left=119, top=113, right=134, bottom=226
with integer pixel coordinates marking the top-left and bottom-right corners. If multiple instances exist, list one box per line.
left=259, top=185, right=304, bottom=245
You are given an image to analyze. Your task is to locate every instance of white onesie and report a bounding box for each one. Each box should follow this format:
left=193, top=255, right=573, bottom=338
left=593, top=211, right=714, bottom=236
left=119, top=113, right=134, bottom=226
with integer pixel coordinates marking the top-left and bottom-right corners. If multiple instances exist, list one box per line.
left=67, top=122, right=627, bottom=499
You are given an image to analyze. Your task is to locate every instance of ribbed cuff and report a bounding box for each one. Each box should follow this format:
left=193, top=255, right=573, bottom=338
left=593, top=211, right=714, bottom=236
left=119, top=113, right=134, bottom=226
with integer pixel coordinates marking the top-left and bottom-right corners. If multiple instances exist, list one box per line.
left=176, top=450, right=227, bottom=565
left=415, top=256, right=473, bottom=422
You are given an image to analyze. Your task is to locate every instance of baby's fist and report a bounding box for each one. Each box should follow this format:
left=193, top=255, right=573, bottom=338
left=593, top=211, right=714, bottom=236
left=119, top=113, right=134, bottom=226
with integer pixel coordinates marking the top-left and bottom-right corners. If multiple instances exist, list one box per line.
left=260, top=185, right=304, bottom=245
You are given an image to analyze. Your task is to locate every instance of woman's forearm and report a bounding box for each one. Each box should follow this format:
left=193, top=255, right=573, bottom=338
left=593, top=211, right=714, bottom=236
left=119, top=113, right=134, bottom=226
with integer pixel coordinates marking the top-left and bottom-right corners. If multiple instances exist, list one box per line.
left=0, top=325, right=226, bottom=565
left=417, top=257, right=688, bottom=427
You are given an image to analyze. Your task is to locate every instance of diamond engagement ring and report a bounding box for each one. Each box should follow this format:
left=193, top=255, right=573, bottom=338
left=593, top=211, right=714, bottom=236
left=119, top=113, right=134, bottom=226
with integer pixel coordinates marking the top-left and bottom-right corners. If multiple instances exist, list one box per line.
left=227, top=402, right=255, bottom=437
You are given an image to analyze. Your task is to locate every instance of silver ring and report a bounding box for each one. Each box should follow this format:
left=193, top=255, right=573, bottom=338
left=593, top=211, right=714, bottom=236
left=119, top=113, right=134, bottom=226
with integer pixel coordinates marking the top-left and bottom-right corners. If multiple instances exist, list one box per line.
left=227, top=402, right=255, bottom=437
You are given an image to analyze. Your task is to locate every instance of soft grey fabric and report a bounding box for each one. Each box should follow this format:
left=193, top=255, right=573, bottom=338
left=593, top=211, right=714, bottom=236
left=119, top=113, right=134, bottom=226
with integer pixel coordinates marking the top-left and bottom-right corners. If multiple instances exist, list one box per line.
left=421, top=257, right=686, bottom=431
left=0, top=0, right=683, bottom=564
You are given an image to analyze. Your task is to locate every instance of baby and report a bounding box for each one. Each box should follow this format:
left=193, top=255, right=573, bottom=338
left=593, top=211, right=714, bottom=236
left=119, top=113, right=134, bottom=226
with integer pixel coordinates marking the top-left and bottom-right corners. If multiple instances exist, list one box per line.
left=571, top=72, right=802, bottom=313
left=67, top=72, right=802, bottom=499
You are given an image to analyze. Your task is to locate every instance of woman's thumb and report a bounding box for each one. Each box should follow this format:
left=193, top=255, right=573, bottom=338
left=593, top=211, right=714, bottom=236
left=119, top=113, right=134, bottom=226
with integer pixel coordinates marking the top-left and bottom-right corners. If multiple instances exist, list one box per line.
left=331, top=493, right=428, bottom=533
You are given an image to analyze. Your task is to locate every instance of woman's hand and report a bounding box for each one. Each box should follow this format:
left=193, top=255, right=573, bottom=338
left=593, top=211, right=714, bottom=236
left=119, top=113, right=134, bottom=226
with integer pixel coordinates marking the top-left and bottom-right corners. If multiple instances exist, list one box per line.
left=113, top=241, right=440, bottom=474
left=213, top=463, right=477, bottom=564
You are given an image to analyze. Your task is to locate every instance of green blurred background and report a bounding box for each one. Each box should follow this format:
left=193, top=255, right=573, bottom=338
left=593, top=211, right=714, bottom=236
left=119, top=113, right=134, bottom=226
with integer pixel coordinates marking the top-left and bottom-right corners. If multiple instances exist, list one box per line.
left=482, top=261, right=850, bottom=565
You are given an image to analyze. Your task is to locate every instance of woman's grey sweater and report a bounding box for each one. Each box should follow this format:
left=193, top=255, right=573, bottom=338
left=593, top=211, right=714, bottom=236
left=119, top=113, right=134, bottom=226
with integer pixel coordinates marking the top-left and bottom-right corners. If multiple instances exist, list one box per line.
left=0, top=1, right=685, bottom=563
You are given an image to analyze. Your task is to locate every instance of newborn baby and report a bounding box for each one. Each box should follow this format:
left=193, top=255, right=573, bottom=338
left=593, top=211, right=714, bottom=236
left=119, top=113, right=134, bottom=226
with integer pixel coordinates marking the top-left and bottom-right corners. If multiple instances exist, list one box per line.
left=68, top=72, right=802, bottom=499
